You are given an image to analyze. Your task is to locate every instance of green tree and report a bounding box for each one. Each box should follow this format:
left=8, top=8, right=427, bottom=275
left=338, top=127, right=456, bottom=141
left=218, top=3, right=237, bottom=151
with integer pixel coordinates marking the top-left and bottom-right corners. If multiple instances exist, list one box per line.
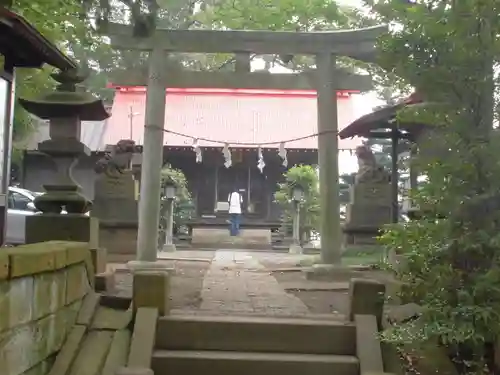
left=9, top=0, right=375, bottom=113
left=196, top=0, right=376, bottom=70
left=366, top=0, right=500, bottom=372
left=6, top=0, right=97, bottom=143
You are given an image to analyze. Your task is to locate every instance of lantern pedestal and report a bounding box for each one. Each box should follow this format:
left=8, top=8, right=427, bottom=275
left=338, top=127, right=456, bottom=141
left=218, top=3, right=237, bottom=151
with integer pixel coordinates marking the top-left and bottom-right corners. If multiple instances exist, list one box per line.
left=25, top=214, right=99, bottom=245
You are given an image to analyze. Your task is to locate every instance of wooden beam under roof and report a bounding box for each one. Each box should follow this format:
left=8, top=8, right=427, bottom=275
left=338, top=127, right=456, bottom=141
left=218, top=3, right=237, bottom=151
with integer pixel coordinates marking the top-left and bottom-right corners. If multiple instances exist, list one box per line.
left=103, top=23, right=386, bottom=59
left=109, top=70, right=373, bottom=92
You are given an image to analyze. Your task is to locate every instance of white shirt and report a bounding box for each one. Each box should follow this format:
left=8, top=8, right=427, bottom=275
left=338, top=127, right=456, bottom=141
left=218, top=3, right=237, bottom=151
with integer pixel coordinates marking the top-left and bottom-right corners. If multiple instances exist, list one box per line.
left=228, top=192, right=243, bottom=214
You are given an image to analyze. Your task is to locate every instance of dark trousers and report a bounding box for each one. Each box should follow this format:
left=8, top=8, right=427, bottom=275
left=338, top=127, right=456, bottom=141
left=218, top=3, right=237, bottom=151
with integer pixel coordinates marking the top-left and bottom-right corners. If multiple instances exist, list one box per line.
left=229, top=213, right=241, bottom=236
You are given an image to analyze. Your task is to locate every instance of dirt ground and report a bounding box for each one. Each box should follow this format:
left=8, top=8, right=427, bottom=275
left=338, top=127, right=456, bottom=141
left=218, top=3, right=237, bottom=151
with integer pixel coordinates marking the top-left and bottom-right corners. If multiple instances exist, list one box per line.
left=109, top=250, right=394, bottom=314
left=111, top=256, right=213, bottom=310
left=269, top=269, right=350, bottom=315
left=259, top=255, right=395, bottom=315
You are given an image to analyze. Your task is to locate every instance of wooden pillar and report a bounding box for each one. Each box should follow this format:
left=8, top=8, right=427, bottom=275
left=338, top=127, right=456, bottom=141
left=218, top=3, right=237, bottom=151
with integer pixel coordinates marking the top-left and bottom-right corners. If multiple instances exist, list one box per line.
left=315, top=53, right=341, bottom=265
left=136, top=48, right=167, bottom=262
left=235, top=52, right=251, bottom=73
left=214, top=164, right=219, bottom=212
left=266, top=173, right=272, bottom=220
left=409, top=142, right=418, bottom=209
left=247, top=165, right=251, bottom=212
left=390, top=129, right=399, bottom=223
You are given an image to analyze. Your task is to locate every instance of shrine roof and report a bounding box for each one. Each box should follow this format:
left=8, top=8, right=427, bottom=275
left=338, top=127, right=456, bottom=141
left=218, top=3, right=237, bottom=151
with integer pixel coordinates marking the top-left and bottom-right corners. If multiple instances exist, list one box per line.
left=0, top=8, right=77, bottom=70
left=104, top=87, right=362, bottom=150
left=339, top=93, right=426, bottom=139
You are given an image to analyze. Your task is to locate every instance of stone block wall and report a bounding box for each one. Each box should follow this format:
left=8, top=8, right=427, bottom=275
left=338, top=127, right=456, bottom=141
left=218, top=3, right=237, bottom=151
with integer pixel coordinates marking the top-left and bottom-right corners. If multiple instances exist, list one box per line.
left=0, top=241, right=93, bottom=375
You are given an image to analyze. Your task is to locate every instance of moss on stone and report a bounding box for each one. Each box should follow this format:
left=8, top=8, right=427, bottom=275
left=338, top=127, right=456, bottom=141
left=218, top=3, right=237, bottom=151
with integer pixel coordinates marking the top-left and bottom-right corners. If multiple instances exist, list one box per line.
left=101, top=330, right=131, bottom=375
left=91, top=306, right=133, bottom=331
left=48, top=325, right=87, bottom=375
left=0, top=241, right=98, bottom=375
left=0, top=252, right=9, bottom=280
left=6, top=241, right=90, bottom=279
left=68, top=330, right=114, bottom=375
left=65, top=264, right=90, bottom=305
left=76, top=292, right=100, bottom=327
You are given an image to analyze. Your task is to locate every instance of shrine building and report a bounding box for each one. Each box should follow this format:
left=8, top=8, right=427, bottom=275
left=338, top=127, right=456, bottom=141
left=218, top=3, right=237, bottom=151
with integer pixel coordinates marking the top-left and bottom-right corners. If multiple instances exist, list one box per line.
left=21, top=86, right=361, bottom=228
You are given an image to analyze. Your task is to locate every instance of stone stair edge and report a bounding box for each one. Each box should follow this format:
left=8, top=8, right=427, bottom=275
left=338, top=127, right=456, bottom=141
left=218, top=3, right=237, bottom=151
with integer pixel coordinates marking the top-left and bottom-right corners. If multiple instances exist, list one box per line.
left=158, top=314, right=355, bottom=327
left=152, top=349, right=360, bottom=363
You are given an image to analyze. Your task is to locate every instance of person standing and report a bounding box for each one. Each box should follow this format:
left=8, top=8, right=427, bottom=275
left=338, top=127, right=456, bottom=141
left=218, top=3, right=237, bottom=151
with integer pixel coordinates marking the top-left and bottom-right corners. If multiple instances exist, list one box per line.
left=228, top=188, right=243, bottom=236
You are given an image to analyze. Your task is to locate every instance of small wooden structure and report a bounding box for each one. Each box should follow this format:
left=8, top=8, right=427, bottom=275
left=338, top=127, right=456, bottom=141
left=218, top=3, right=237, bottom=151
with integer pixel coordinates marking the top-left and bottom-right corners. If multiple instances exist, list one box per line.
left=339, top=93, right=426, bottom=223
left=0, top=7, right=77, bottom=244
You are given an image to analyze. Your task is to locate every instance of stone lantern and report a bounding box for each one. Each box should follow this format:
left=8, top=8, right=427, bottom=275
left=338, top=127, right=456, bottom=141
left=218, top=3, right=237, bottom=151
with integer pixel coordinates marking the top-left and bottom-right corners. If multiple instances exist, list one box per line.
left=161, top=181, right=177, bottom=253
left=289, top=184, right=304, bottom=254
left=19, top=69, right=109, bottom=243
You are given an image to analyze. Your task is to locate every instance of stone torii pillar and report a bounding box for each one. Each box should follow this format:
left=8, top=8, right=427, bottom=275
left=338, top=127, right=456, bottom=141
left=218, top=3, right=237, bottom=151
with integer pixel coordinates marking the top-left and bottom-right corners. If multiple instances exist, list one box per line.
left=133, top=48, right=168, bottom=265
left=316, top=53, right=342, bottom=264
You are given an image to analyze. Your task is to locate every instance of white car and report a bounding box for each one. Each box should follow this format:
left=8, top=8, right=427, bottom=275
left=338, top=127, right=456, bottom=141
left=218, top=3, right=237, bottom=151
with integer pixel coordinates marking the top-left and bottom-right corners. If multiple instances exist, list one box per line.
left=6, top=186, right=39, bottom=244
left=6, top=186, right=89, bottom=245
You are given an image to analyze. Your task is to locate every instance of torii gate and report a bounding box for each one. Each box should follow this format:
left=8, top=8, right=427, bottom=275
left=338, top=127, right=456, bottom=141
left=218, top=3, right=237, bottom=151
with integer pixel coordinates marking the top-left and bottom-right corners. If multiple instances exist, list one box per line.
left=104, top=23, right=386, bottom=266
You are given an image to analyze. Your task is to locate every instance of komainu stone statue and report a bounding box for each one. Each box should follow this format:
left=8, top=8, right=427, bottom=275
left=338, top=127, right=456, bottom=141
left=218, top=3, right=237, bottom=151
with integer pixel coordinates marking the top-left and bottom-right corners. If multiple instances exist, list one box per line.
left=95, top=139, right=137, bottom=177
left=91, top=139, right=140, bottom=256
left=354, top=145, right=391, bottom=184
left=343, top=145, right=392, bottom=245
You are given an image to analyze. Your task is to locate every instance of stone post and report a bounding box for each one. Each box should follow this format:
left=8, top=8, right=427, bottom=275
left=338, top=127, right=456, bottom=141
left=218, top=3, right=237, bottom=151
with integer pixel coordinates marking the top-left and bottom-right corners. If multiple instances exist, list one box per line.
left=136, top=48, right=167, bottom=264
left=289, top=201, right=302, bottom=254
left=316, top=53, right=342, bottom=265
left=163, top=198, right=176, bottom=252
left=132, top=270, right=171, bottom=315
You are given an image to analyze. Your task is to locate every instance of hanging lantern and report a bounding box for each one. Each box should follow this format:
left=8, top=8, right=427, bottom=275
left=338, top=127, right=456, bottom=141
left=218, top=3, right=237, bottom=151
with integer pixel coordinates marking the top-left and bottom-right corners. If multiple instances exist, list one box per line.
left=278, top=142, right=288, bottom=167
left=222, top=143, right=232, bottom=168
left=192, top=138, right=202, bottom=163
left=257, top=146, right=265, bottom=173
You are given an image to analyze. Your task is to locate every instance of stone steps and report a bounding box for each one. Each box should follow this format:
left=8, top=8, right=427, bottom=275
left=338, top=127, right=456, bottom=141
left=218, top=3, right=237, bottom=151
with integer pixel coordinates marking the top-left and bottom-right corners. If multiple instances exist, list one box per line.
left=48, top=292, right=133, bottom=375
left=112, top=274, right=392, bottom=375
left=191, top=228, right=272, bottom=249
left=147, top=279, right=394, bottom=375
left=151, top=350, right=359, bottom=375
left=156, top=315, right=356, bottom=355
left=152, top=314, right=359, bottom=375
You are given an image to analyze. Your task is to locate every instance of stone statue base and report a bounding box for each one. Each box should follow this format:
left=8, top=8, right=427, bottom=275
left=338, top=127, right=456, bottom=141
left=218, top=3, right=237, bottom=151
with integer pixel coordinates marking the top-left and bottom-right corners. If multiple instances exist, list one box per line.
left=342, top=182, right=392, bottom=246
left=25, top=214, right=99, bottom=245
left=91, top=171, right=139, bottom=260
left=91, top=171, right=138, bottom=224
left=99, top=222, right=138, bottom=261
